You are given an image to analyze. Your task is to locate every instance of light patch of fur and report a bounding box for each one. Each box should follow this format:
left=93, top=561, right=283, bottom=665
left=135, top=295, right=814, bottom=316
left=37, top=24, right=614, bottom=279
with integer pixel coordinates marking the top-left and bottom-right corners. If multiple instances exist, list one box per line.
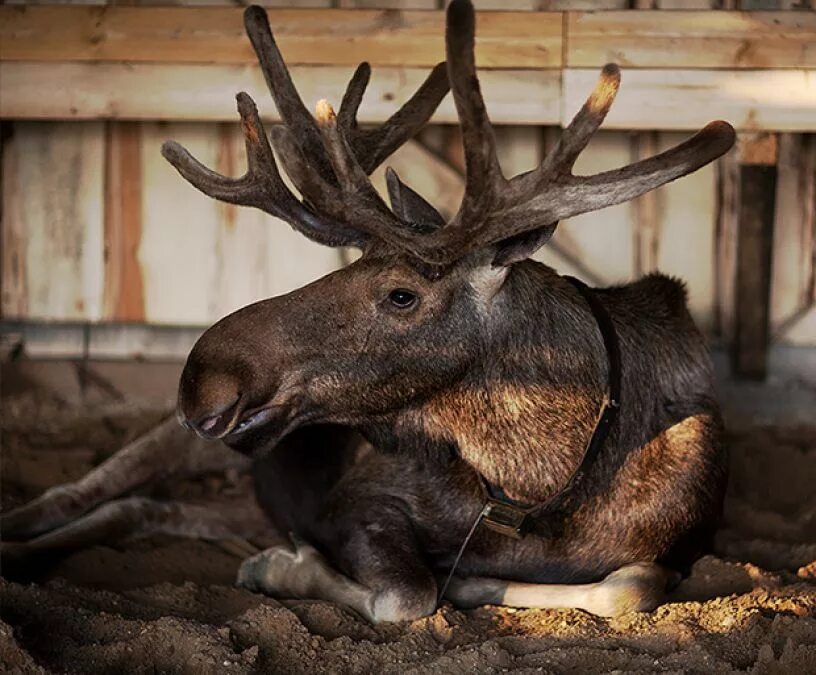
left=422, top=383, right=597, bottom=503
left=469, top=266, right=509, bottom=315
left=446, top=563, right=670, bottom=617
left=237, top=541, right=380, bottom=623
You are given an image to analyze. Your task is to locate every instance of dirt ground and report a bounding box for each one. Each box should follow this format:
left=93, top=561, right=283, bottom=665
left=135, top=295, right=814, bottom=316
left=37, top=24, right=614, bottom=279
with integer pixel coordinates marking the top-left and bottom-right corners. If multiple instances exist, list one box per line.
left=1, top=377, right=815, bottom=674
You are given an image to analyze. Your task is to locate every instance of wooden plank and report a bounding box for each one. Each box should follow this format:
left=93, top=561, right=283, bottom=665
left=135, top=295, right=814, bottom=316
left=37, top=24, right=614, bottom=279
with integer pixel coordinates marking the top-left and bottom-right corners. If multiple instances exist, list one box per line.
left=1, top=323, right=87, bottom=360
left=88, top=324, right=202, bottom=360
left=780, top=306, right=816, bottom=346
left=0, top=62, right=561, bottom=125
left=0, top=63, right=816, bottom=131
left=103, top=121, right=145, bottom=322
left=733, top=164, right=776, bottom=379
left=0, top=6, right=563, bottom=68
left=563, top=68, right=816, bottom=133
left=551, top=131, right=635, bottom=286
left=737, top=132, right=778, bottom=165
left=630, top=131, right=660, bottom=276
left=337, top=0, right=437, bottom=7
left=5, top=64, right=814, bottom=132
left=1, top=121, right=105, bottom=322
left=1, top=123, right=27, bottom=319
left=568, top=11, right=816, bottom=69
left=654, top=132, right=718, bottom=333
left=137, top=121, right=342, bottom=326
left=714, top=148, right=740, bottom=343
left=770, top=133, right=816, bottom=333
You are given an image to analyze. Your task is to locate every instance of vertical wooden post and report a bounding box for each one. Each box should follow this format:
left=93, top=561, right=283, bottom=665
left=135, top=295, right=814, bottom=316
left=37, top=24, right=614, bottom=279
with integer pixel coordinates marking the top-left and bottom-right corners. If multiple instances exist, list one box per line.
left=631, top=131, right=661, bottom=276
left=733, top=134, right=778, bottom=380
left=103, top=121, right=145, bottom=322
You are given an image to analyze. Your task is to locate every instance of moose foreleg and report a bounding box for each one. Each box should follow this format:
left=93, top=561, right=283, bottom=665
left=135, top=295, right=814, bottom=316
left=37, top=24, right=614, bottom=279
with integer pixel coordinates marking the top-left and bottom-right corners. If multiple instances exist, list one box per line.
left=238, top=539, right=383, bottom=623
left=238, top=526, right=438, bottom=624
left=1, top=496, right=270, bottom=559
left=1, top=417, right=209, bottom=540
left=444, top=562, right=678, bottom=618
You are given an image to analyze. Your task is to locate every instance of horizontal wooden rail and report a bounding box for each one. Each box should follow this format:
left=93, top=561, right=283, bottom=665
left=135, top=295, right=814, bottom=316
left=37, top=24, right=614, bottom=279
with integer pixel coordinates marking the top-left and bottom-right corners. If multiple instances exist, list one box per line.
left=0, top=64, right=561, bottom=125
left=1, top=7, right=814, bottom=130
left=1, top=7, right=815, bottom=69
left=0, top=6, right=562, bottom=68
left=568, top=11, right=815, bottom=69
left=2, top=63, right=814, bottom=132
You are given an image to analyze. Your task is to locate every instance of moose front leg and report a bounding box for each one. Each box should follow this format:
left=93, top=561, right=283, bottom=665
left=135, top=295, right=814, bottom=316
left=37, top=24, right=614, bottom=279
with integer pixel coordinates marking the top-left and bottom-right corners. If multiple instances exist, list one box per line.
left=444, top=562, right=679, bottom=618
left=238, top=538, right=383, bottom=623
left=238, top=503, right=438, bottom=624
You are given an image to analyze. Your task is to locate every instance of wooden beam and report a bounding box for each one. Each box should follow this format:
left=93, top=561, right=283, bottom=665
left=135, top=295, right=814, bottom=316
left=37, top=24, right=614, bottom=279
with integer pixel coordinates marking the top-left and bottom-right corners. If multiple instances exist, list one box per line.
left=4, top=63, right=816, bottom=132
left=0, top=121, right=106, bottom=323
left=3, top=7, right=815, bottom=70
left=631, top=131, right=660, bottom=275
left=770, top=133, right=816, bottom=332
left=563, top=69, right=816, bottom=132
left=103, top=121, right=145, bottom=322
left=568, top=11, right=816, bottom=69
left=0, top=63, right=562, bottom=125
left=0, top=6, right=562, bottom=68
left=733, top=135, right=778, bottom=380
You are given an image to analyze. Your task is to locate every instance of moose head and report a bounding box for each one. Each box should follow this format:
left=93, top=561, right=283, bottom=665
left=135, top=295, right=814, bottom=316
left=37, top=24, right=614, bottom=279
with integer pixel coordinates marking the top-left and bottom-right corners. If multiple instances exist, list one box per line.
left=166, top=1, right=735, bottom=481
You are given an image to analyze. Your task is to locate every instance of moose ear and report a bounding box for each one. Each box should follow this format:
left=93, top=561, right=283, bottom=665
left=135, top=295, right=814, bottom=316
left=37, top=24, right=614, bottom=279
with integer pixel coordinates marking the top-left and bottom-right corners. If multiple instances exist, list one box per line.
left=491, top=223, right=558, bottom=267
left=386, top=168, right=445, bottom=232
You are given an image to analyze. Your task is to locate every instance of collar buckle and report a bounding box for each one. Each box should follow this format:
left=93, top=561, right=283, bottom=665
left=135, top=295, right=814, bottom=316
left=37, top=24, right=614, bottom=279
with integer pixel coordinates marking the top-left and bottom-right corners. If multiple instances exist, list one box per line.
left=482, top=499, right=532, bottom=539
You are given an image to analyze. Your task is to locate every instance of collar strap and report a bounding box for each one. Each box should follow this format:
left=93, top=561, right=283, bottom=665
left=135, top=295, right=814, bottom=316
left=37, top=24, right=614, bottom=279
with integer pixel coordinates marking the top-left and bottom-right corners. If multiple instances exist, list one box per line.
left=479, top=274, right=622, bottom=539
left=437, top=275, right=623, bottom=605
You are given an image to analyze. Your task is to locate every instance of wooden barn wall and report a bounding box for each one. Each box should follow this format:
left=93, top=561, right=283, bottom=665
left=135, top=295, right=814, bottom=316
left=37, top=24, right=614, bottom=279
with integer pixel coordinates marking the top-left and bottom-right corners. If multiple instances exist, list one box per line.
left=1, top=0, right=815, bottom=360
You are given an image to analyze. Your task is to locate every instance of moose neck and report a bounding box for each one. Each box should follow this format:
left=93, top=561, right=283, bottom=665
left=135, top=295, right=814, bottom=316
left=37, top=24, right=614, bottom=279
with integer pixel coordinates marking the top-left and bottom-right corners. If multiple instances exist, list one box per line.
left=394, top=261, right=613, bottom=504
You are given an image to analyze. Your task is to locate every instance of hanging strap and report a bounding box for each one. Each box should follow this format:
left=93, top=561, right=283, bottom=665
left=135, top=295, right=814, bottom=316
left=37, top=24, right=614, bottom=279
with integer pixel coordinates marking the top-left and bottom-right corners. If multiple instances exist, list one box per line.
left=437, top=275, right=622, bottom=604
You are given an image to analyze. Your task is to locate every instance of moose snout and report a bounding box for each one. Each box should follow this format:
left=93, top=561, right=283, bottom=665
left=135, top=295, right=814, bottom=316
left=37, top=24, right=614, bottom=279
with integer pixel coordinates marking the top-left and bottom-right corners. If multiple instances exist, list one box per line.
left=177, top=369, right=244, bottom=440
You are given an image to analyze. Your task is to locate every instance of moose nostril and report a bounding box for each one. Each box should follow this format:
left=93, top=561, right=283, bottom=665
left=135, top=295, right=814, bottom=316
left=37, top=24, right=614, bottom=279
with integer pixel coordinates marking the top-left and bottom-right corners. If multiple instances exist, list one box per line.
left=190, top=395, right=241, bottom=438
left=199, top=414, right=223, bottom=433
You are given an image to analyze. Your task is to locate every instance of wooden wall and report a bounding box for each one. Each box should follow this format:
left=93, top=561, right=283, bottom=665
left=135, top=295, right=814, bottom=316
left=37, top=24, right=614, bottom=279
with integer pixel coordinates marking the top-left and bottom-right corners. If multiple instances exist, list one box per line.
left=1, top=0, right=815, bottom=363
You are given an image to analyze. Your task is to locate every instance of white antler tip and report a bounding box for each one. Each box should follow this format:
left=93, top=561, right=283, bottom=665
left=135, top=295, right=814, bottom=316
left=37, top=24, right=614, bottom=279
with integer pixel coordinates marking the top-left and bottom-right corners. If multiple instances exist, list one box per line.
left=315, top=99, right=337, bottom=125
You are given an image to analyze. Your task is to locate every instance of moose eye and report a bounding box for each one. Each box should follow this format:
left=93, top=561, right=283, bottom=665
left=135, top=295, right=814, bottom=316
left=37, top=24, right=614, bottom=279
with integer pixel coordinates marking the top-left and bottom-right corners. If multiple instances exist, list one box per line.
left=388, top=288, right=418, bottom=309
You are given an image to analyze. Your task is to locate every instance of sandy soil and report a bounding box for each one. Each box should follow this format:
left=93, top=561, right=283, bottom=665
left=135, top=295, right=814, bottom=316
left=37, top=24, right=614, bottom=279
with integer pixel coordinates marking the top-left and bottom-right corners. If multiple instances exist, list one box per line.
left=1, top=389, right=815, bottom=674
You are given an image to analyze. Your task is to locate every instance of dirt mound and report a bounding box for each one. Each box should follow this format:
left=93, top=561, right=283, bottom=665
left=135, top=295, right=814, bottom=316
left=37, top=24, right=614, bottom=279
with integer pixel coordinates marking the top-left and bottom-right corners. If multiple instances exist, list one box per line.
left=1, top=395, right=815, bottom=674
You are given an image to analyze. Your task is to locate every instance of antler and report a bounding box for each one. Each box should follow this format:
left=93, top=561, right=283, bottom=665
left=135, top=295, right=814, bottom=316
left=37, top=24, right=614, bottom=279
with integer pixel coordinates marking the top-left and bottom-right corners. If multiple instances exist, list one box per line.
left=162, top=5, right=449, bottom=248
left=389, top=0, right=736, bottom=265
left=163, top=1, right=735, bottom=269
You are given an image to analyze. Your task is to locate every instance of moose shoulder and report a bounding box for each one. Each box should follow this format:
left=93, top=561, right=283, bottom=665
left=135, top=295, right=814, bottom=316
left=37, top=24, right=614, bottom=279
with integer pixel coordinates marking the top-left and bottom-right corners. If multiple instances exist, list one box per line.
left=165, top=0, right=733, bottom=624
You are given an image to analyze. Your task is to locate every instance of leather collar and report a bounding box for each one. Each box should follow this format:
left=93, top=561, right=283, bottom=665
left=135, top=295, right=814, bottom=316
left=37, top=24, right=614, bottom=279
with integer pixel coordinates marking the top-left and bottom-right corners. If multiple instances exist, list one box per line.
left=437, top=275, right=623, bottom=604
left=477, top=274, right=622, bottom=539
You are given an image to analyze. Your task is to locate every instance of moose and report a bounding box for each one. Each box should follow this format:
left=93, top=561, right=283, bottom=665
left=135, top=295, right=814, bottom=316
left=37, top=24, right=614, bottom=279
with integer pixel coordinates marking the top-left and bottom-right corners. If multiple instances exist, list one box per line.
left=1, top=1, right=734, bottom=623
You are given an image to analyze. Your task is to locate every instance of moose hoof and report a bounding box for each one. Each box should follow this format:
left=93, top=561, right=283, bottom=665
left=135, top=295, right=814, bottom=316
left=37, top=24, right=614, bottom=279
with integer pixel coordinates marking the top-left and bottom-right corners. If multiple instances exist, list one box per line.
left=236, top=540, right=328, bottom=599
left=594, top=562, right=671, bottom=617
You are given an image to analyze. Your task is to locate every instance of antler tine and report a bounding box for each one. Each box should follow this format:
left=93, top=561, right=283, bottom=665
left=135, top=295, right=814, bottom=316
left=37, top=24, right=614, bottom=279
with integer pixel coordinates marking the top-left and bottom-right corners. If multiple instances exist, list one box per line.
left=547, top=64, right=620, bottom=177
left=350, top=62, right=450, bottom=174
left=315, top=100, right=377, bottom=195
left=477, top=120, right=737, bottom=243
left=446, top=0, right=505, bottom=226
left=335, top=59, right=450, bottom=176
left=162, top=93, right=367, bottom=248
left=386, top=168, right=445, bottom=233
left=270, top=101, right=416, bottom=247
left=558, top=120, right=737, bottom=214
left=243, top=5, right=336, bottom=184
left=337, top=62, right=372, bottom=134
